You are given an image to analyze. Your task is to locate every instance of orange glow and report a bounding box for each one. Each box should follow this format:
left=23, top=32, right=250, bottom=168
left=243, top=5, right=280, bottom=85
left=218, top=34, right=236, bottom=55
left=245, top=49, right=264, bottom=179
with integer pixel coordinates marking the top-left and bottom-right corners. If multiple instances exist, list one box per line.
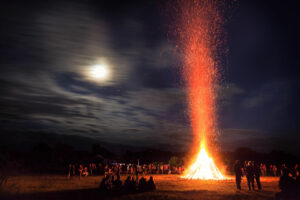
left=174, top=0, right=225, bottom=179
left=183, top=142, right=224, bottom=180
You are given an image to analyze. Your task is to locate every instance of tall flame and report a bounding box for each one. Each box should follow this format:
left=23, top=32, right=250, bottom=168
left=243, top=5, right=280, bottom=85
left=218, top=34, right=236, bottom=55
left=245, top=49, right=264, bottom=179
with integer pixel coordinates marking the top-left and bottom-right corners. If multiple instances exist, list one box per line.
left=183, top=142, right=224, bottom=180
left=172, top=0, right=226, bottom=179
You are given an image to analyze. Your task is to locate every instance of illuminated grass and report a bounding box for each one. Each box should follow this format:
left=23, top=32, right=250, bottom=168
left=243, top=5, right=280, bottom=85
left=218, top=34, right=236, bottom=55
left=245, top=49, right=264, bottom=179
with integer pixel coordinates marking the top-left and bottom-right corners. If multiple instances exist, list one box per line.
left=1, top=175, right=279, bottom=200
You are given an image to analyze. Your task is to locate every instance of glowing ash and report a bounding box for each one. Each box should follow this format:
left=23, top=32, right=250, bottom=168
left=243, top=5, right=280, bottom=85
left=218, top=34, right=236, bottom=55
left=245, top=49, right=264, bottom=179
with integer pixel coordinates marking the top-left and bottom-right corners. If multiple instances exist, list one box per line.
left=171, top=0, right=226, bottom=180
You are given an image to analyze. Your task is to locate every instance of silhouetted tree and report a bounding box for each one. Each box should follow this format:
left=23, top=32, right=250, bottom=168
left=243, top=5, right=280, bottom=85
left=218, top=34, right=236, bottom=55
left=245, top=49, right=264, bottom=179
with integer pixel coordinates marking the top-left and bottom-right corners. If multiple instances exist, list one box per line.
left=234, top=147, right=257, bottom=161
left=32, top=143, right=52, bottom=153
left=91, top=144, right=112, bottom=157
left=169, top=156, right=183, bottom=167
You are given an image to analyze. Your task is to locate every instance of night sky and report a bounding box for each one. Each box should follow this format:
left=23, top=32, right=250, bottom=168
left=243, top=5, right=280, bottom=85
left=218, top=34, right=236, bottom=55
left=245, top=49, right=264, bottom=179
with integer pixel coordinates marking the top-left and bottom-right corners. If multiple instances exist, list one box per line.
left=1, top=0, right=299, bottom=154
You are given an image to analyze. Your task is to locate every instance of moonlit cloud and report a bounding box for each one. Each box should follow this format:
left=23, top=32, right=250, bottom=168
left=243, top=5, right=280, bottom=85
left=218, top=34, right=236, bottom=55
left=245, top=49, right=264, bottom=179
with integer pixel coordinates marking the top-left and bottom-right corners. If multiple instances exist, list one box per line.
left=1, top=0, right=299, bottom=153
left=0, top=0, right=187, bottom=147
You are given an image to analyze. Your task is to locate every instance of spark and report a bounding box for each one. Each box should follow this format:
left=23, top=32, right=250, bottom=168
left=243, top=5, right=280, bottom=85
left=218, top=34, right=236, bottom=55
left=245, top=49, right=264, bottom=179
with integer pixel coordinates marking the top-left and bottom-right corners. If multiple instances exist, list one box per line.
left=173, top=0, right=226, bottom=180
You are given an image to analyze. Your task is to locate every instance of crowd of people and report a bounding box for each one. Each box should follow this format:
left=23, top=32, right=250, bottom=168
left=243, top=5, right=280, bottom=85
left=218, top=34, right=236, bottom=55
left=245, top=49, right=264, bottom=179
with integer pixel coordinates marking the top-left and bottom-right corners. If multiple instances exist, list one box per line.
left=67, top=160, right=300, bottom=198
left=100, top=174, right=156, bottom=194
left=232, top=162, right=294, bottom=179
left=67, top=162, right=157, bottom=194
left=234, top=160, right=300, bottom=199
left=67, top=162, right=184, bottom=178
left=67, top=161, right=294, bottom=179
left=234, top=160, right=262, bottom=191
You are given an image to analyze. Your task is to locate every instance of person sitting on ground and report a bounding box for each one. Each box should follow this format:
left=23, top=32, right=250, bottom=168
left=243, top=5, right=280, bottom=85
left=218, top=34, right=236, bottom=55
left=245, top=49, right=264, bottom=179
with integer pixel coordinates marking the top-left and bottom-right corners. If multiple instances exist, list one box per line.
left=138, top=176, right=147, bottom=192
left=112, top=175, right=122, bottom=193
left=129, top=176, right=137, bottom=193
left=82, top=166, right=89, bottom=176
left=107, top=175, right=114, bottom=190
left=147, top=176, right=156, bottom=191
left=99, top=174, right=110, bottom=192
left=123, top=176, right=132, bottom=191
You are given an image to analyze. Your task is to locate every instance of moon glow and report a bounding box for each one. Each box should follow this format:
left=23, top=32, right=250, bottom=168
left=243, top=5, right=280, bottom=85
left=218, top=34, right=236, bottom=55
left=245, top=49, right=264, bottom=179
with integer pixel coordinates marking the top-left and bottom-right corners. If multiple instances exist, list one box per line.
left=89, top=64, right=109, bottom=80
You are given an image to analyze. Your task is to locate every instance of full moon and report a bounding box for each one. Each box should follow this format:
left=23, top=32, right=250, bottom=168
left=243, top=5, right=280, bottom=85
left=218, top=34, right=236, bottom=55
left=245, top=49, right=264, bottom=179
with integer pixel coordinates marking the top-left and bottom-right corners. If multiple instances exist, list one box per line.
left=89, top=64, right=109, bottom=80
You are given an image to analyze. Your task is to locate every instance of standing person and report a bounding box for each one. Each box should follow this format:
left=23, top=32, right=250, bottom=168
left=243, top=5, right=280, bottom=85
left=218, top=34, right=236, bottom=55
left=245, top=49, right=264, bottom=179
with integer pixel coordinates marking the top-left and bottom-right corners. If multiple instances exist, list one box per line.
left=260, top=163, right=266, bottom=176
left=276, top=164, right=281, bottom=177
left=97, top=163, right=103, bottom=175
left=116, top=165, right=121, bottom=180
left=67, top=164, right=72, bottom=179
left=293, top=164, right=299, bottom=178
left=276, top=168, right=296, bottom=200
left=89, top=163, right=93, bottom=176
left=273, top=165, right=277, bottom=177
left=148, top=164, right=152, bottom=174
left=72, top=164, right=76, bottom=177
left=234, top=160, right=243, bottom=190
left=246, top=161, right=255, bottom=191
left=254, top=162, right=262, bottom=190
left=78, top=164, right=84, bottom=179
left=130, top=164, right=134, bottom=175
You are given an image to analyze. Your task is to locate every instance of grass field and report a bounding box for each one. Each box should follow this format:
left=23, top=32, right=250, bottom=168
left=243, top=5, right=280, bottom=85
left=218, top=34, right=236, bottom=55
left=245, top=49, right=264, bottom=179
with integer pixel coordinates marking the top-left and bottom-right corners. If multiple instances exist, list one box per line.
left=0, top=175, right=280, bottom=200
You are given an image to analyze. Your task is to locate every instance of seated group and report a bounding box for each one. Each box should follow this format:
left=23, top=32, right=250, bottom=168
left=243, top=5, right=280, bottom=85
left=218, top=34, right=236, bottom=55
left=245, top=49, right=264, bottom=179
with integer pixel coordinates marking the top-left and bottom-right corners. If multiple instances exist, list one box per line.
left=99, top=174, right=156, bottom=194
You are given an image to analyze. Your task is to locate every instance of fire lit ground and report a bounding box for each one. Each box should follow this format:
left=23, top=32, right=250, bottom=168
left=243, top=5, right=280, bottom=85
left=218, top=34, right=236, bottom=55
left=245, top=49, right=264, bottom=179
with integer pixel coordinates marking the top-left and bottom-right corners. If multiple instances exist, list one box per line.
left=1, top=175, right=279, bottom=200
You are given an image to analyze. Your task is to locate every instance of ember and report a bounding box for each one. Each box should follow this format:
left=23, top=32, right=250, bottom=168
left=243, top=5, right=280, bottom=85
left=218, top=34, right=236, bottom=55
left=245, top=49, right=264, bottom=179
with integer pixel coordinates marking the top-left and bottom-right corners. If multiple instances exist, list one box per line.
left=174, top=0, right=226, bottom=179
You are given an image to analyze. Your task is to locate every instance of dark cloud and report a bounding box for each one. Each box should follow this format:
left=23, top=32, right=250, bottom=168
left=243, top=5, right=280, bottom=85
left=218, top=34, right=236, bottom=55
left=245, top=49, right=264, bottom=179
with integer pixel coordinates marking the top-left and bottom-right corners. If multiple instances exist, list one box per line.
left=0, top=0, right=299, bottom=153
left=220, top=128, right=300, bottom=155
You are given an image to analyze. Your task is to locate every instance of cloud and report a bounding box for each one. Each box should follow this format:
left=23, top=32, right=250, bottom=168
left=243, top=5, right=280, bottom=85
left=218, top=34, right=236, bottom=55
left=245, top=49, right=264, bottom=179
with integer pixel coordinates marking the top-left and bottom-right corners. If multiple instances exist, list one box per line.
left=221, top=128, right=264, bottom=136
left=0, top=63, right=188, bottom=147
left=241, top=80, right=290, bottom=109
left=242, top=95, right=269, bottom=108
left=2, top=0, right=298, bottom=153
left=217, top=83, right=245, bottom=107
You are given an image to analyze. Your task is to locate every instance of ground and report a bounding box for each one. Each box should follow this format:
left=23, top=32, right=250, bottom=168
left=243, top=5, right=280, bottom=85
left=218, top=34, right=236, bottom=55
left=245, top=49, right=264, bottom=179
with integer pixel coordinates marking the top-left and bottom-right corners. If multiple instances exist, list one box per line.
left=0, top=175, right=279, bottom=200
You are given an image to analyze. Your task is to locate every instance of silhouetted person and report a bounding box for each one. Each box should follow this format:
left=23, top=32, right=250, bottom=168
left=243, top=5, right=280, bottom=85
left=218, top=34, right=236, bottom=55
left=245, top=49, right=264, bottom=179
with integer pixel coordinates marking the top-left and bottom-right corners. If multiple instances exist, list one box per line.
left=254, top=162, right=262, bottom=190
left=234, top=160, right=243, bottom=190
left=295, top=165, right=300, bottom=199
left=138, top=176, right=147, bottom=192
left=113, top=175, right=122, bottom=192
left=78, top=165, right=84, bottom=179
left=89, top=163, right=93, bottom=176
left=68, top=164, right=75, bottom=179
left=116, top=166, right=121, bottom=180
left=124, top=176, right=132, bottom=191
left=246, top=161, right=255, bottom=191
left=294, top=164, right=299, bottom=179
left=129, top=176, right=137, bottom=193
left=147, top=176, right=156, bottom=191
left=99, top=174, right=109, bottom=192
left=295, top=164, right=300, bottom=184
left=276, top=164, right=282, bottom=177
left=109, top=175, right=115, bottom=190
left=276, top=168, right=297, bottom=200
